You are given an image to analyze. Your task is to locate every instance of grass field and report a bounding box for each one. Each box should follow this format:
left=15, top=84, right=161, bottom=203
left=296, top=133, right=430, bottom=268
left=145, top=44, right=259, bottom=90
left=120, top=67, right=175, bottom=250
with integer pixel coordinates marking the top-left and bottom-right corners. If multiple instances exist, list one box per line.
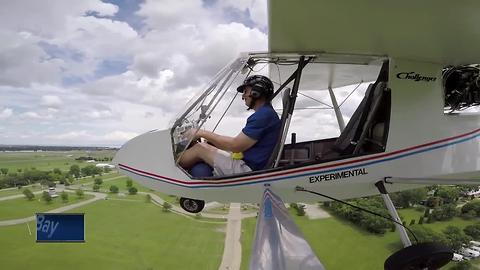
left=0, top=199, right=225, bottom=270
left=0, top=185, right=44, bottom=198
left=0, top=194, right=94, bottom=220
left=240, top=207, right=477, bottom=270
left=100, top=177, right=152, bottom=193
left=398, top=208, right=478, bottom=235
left=0, top=173, right=121, bottom=198
left=73, top=172, right=121, bottom=185
left=0, top=150, right=116, bottom=172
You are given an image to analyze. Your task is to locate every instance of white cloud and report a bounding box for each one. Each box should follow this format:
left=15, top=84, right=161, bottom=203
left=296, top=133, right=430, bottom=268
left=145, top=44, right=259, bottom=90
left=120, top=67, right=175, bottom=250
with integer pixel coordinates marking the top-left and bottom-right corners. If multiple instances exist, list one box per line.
left=103, top=131, right=138, bottom=141
left=0, top=0, right=119, bottom=36
left=45, top=130, right=138, bottom=145
left=218, top=0, right=268, bottom=29
left=20, top=111, right=43, bottom=120
left=0, top=31, right=64, bottom=87
left=0, top=108, right=13, bottom=119
left=136, top=0, right=210, bottom=30
left=249, top=0, right=268, bottom=29
left=41, top=95, right=63, bottom=108
left=85, top=109, right=114, bottom=119
left=47, top=130, right=89, bottom=140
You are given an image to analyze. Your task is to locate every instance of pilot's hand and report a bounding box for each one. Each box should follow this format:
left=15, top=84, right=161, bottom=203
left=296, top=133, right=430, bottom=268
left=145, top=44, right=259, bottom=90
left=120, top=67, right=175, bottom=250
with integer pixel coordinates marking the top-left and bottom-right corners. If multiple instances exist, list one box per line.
left=185, top=128, right=203, bottom=141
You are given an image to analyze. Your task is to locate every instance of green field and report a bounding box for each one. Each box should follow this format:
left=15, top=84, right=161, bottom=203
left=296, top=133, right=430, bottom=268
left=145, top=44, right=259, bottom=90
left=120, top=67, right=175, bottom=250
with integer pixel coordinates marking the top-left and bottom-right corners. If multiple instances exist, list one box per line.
left=240, top=207, right=478, bottom=270
left=0, top=150, right=115, bottom=172
left=0, top=185, right=44, bottom=198
left=100, top=177, right=152, bottom=193
left=0, top=199, right=225, bottom=270
left=0, top=194, right=94, bottom=220
left=398, top=208, right=475, bottom=232
left=73, top=172, right=121, bottom=185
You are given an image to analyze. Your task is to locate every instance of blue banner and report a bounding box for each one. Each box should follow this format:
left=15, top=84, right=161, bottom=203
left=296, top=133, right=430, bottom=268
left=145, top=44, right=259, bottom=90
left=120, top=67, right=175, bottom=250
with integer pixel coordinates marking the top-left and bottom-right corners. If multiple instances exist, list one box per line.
left=36, top=213, right=85, bottom=242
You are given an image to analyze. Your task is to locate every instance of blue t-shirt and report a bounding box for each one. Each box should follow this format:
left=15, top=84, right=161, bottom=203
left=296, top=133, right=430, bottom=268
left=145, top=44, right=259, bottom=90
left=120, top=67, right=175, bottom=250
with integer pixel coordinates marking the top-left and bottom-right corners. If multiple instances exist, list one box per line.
left=241, top=104, right=281, bottom=170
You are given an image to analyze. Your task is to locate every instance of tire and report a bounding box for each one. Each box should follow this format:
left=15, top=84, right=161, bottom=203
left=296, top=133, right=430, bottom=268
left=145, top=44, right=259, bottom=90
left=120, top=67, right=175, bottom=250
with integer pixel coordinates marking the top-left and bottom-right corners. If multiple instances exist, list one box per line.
left=384, top=242, right=453, bottom=270
left=179, top=197, right=205, bottom=213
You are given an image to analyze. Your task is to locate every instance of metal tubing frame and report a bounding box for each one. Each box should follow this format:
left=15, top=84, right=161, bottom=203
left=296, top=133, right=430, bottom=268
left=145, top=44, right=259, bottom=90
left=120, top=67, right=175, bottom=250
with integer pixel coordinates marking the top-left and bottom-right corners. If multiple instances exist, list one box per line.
left=328, top=86, right=346, bottom=132
left=375, top=181, right=412, bottom=248
left=273, top=56, right=306, bottom=167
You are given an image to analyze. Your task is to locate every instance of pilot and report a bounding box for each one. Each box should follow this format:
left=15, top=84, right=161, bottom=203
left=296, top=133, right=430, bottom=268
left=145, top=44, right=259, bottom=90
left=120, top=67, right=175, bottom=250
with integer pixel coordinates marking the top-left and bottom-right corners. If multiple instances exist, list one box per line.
left=179, top=75, right=281, bottom=176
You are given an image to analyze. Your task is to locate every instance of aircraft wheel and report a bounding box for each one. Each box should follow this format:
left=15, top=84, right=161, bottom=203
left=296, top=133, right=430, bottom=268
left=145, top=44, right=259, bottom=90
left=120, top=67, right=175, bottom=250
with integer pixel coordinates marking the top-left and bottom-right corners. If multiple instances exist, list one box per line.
left=384, top=242, right=453, bottom=270
left=179, top=197, right=205, bottom=213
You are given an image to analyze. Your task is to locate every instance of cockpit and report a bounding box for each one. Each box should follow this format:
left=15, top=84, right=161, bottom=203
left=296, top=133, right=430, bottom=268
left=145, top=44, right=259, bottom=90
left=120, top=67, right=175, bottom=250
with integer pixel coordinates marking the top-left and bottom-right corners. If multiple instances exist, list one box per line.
left=171, top=52, right=391, bottom=178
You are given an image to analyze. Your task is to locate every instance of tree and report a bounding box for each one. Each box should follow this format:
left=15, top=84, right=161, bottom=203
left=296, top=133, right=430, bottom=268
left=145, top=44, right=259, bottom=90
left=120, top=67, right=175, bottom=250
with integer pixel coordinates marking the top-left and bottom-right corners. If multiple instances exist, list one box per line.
left=109, top=185, right=119, bottom=193
left=60, top=191, right=69, bottom=203
left=53, top=168, right=62, bottom=175
left=93, top=184, right=100, bottom=192
left=436, top=186, right=460, bottom=204
left=464, top=224, right=480, bottom=240
left=42, top=191, right=52, bottom=204
left=128, top=187, right=138, bottom=195
left=104, top=167, right=111, bottom=173
left=426, top=196, right=443, bottom=208
left=75, top=189, right=84, bottom=198
left=162, top=201, right=172, bottom=212
left=424, top=208, right=430, bottom=218
left=461, top=201, right=480, bottom=217
left=410, top=225, right=447, bottom=245
left=431, top=204, right=457, bottom=221
left=443, top=226, right=472, bottom=250
left=126, top=179, right=133, bottom=188
left=418, top=216, right=424, bottom=225
left=22, top=188, right=35, bottom=201
left=0, top=168, right=8, bottom=175
left=94, top=178, right=103, bottom=185
left=391, top=188, right=428, bottom=208
left=145, top=194, right=151, bottom=203
left=69, top=165, right=80, bottom=178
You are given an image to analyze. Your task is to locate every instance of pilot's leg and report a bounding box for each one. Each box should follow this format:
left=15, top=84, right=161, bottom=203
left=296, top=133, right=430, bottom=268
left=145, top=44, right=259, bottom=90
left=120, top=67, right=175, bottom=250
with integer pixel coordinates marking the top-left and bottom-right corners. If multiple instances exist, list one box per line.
left=179, top=142, right=217, bottom=169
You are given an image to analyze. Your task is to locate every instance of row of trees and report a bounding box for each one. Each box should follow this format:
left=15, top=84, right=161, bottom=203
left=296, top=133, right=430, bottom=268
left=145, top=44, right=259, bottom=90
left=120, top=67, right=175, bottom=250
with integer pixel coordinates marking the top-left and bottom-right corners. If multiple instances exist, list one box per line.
left=22, top=188, right=85, bottom=204
left=0, top=164, right=111, bottom=189
left=411, top=223, right=480, bottom=251
left=91, top=178, right=137, bottom=195
left=324, top=185, right=478, bottom=235
left=75, top=156, right=112, bottom=162
left=389, top=185, right=466, bottom=209
left=325, top=197, right=392, bottom=234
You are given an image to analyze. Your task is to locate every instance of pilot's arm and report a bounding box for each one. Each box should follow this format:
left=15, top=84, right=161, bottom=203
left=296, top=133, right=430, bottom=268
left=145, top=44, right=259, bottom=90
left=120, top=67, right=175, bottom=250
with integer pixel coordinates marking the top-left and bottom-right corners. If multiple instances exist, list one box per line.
left=194, top=130, right=256, bottom=153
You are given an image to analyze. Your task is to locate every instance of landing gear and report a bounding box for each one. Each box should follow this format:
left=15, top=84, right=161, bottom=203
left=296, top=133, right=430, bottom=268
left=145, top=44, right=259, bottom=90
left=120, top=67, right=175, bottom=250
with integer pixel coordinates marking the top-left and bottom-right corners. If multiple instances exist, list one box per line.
left=179, top=197, right=205, bottom=213
left=376, top=181, right=453, bottom=270
left=384, top=243, right=453, bottom=270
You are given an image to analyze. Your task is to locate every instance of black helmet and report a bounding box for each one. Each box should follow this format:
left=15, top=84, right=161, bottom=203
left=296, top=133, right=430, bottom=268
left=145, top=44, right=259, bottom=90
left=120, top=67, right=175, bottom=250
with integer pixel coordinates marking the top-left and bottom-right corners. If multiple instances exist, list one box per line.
left=237, top=75, right=274, bottom=99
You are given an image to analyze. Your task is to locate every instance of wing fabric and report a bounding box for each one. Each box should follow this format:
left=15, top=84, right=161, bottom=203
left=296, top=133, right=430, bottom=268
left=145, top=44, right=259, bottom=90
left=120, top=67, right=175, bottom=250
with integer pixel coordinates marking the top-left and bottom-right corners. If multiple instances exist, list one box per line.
left=249, top=189, right=325, bottom=270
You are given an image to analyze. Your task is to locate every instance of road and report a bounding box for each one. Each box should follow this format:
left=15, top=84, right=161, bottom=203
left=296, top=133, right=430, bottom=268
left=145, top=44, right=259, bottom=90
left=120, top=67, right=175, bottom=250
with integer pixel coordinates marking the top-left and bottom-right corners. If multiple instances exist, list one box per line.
left=0, top=190, right=106, bottom=226
left=219, top=203, right=243, bottom=270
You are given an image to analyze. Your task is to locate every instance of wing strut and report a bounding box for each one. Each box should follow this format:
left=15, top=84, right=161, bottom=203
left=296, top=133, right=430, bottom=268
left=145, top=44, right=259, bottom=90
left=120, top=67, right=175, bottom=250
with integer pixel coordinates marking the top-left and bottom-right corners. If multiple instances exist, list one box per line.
left=327, top=86, right=346, bottom=132
left=249, top=188, right=325, bottom=270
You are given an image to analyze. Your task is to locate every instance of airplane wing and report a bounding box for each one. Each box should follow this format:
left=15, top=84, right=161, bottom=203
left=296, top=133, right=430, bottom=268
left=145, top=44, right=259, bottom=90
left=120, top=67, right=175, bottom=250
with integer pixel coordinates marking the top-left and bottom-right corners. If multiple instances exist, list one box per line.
left=249, top=189, right=325, bottom=270
left=269, top=0, right=480, bottom=65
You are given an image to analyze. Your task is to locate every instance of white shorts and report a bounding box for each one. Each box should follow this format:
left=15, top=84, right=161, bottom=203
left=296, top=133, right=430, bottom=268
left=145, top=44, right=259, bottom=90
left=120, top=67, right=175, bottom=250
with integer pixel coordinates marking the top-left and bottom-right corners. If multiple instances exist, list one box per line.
left=213, top=150, right=252, bottom=176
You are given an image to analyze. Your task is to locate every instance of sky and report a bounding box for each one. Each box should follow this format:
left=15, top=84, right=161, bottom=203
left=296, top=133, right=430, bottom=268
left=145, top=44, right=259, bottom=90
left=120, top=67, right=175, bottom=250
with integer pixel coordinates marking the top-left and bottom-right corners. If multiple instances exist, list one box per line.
left=0, top=0, right=271, bottom=146
left=0, top=0, right=366, bottom=147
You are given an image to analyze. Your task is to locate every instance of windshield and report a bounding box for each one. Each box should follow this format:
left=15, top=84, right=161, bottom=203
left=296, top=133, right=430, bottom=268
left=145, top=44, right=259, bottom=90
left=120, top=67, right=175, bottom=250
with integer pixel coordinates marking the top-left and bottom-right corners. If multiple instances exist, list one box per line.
left=170, top=54, right=249, bottom=159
